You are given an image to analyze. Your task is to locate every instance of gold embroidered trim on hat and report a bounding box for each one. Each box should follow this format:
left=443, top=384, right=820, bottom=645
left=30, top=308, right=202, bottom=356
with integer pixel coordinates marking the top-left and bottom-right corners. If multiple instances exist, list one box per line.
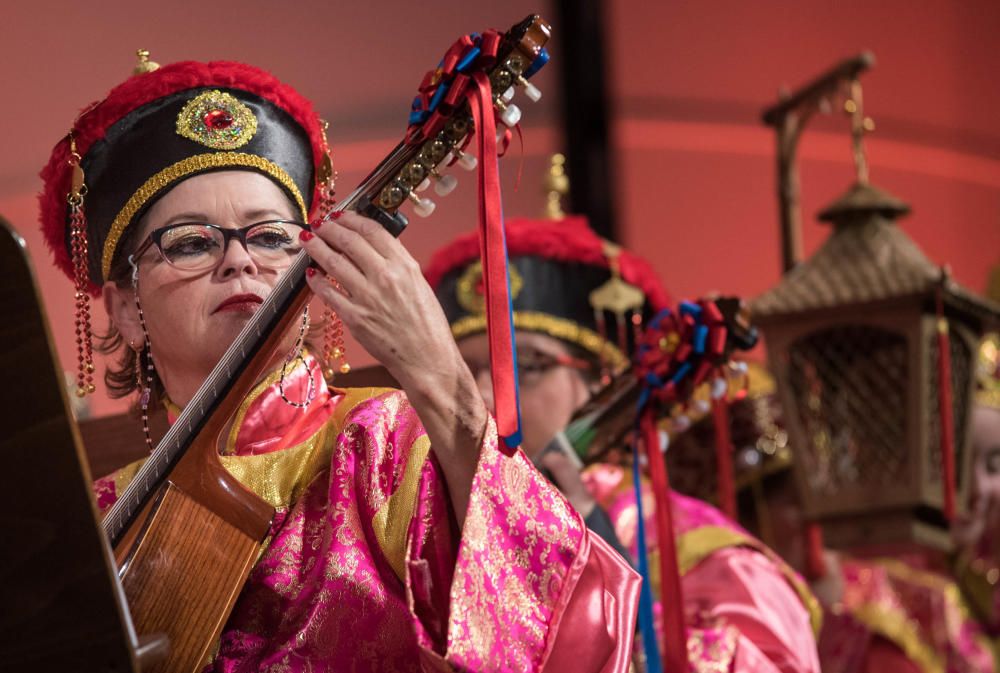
left=451, top=310, right=629, bottom=371
left=101, top=152, right=307, bottom=280
left=176, top=90, right=257, bottom=150
left=456, top=260, right=524, bottom=314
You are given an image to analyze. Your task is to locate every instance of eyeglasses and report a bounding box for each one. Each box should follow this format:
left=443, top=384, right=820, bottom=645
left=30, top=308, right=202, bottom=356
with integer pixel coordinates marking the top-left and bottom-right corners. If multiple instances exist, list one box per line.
left=467, top=348, right=593, bottom=388
left=130, top=219, right=308, bottom=272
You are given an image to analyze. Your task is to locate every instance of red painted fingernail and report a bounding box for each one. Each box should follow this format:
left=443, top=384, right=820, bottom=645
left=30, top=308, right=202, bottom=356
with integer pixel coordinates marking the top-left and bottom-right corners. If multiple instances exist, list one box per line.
left=306, top=267, right=317, bottom=277
left=299, top=230, right=314, bottom=242
left=331, top=210, right=344, bottom=219
left=310, top=220, right=323, bottom=230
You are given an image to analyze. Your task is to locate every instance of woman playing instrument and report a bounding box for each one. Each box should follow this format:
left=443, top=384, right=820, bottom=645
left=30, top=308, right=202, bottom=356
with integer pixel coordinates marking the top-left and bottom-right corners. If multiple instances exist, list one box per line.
left=426, top=215, right=822, bottom=673
left=40, top=57, right=638, bottom=671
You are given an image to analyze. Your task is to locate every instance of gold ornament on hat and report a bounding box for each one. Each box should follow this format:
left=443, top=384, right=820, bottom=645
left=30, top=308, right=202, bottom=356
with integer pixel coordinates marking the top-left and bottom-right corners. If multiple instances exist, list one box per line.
left=544, top=152, right=569, bottom=219
left=547, top=153, right=646, bottom=380
left=589, top=241, right=645, bottom=381
left=456, top=260, right=523, bottom=314
left=133, top=49, right=160, bottom=75
left=176, top=90, right=258, bottom=150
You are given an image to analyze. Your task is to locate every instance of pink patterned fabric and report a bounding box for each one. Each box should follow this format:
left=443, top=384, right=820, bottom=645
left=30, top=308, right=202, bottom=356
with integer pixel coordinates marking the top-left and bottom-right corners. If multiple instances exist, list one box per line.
left=582, top=463, right=820, bottom=673
left=98, top=359, right=640, bottom=672
left=819, top=556, right=997, bottom=673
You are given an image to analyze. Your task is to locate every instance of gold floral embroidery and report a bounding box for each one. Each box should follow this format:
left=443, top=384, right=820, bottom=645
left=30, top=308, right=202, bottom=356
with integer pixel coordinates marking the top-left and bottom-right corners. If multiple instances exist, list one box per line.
left=445, top=421, right=585, bottom=668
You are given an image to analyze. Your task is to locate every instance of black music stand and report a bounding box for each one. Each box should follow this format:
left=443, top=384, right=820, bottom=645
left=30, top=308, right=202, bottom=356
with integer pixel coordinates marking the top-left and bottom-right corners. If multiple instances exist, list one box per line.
left=0, top=218, right=167, bottom=671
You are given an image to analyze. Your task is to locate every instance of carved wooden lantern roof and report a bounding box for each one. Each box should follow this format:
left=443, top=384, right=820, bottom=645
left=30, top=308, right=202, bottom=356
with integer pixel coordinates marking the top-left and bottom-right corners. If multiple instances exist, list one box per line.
left=752, top=182, right=1000, bottom=554
left=755, top=182, right=998, bottom=326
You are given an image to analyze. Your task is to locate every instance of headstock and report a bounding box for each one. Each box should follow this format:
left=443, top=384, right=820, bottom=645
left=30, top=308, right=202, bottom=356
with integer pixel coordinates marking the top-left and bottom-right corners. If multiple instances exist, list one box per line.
left=327, top=15, right=552, bottom=236
left=568, top=296, right=759, bottom=465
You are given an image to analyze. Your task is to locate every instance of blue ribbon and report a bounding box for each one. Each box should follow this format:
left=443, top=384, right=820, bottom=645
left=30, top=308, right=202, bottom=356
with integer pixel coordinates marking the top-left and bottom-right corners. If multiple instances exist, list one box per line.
left=524, top=47, right=550, bottom=78
left=499, top=197, right=523, bottom=449
left=631, top=387, right=662, bottom=673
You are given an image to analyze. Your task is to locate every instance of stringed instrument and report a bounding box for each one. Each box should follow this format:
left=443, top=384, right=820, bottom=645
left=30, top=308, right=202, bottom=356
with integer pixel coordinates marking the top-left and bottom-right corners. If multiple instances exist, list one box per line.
left=102, top=16, right=551, bottom=672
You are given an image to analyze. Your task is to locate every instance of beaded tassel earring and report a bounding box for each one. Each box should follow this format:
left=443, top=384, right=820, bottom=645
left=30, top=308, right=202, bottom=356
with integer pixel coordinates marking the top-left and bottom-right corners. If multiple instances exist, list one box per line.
left=314, top=120, right=339, bottom=221
left=322, top=304, right=350, bottom=381
left=129, top=262, right=157, bottom=451
left=133, top=341, right=154, bottom=452
left=68, top=134, right=95, bottom=397
left=279, top=307, right=317, bottom=408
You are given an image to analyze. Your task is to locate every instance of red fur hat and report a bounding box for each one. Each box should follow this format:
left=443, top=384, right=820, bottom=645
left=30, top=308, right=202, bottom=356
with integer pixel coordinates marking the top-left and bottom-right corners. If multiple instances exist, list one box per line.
left=39, top=58, right=328, bottom=293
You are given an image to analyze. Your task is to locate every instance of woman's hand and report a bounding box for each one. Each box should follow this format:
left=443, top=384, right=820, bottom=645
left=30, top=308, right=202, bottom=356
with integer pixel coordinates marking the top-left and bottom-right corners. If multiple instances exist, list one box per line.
left=300, top=211, right=487, bottom=524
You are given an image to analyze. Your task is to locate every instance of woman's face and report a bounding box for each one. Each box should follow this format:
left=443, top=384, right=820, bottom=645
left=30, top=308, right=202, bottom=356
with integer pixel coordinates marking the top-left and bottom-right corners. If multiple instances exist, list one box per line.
left=970, top=405, right=1000, bottom=509
left=457, top=330, right=595, bottom=459
left=104, top=170, right=299, bottom=404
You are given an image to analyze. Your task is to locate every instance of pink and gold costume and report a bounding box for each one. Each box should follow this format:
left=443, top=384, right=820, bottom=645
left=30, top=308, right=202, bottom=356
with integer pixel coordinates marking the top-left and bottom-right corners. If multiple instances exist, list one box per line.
left=583, top=463, right=822, bottom=673
left=817, top=556, right=998, bottom=673
left=97, top=359, right=640, bottom=672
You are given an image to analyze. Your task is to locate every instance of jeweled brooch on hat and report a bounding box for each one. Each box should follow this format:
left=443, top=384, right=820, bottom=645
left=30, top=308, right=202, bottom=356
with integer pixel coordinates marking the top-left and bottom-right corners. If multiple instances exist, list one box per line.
left=457, top=260, right=524, bottom=314
left=176, top=90, right=257, bottom=150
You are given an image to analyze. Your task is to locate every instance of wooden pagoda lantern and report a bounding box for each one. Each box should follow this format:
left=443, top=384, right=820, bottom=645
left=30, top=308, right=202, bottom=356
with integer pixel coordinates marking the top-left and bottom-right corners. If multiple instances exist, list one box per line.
left=753, top=61, right=1000, bottom=552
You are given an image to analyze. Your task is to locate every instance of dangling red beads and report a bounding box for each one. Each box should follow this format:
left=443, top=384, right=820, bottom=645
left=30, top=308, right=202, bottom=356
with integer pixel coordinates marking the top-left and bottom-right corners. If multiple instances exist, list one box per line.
left=68, top=135, right=95, bottom=397
left=323, top=303, right=350, bottom=380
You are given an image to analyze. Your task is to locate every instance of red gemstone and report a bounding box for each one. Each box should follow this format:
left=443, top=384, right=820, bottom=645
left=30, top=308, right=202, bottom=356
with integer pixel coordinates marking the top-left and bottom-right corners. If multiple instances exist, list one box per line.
left=204, top=109, right=234, bottom=130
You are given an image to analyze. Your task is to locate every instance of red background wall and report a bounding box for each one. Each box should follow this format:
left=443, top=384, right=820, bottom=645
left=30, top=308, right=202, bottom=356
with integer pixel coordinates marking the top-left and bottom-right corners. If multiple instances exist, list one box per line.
left=3, top=0, right=997, bottom=417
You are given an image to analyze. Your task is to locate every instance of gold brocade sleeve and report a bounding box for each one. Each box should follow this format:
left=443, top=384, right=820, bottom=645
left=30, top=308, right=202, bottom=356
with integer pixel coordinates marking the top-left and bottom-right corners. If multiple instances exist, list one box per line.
left=371, top=435, right=432, bottom=582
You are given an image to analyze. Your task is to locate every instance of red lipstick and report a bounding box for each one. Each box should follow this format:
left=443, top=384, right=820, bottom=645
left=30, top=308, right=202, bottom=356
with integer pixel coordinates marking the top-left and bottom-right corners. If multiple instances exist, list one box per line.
left=213, top=293, right=263, bottom=314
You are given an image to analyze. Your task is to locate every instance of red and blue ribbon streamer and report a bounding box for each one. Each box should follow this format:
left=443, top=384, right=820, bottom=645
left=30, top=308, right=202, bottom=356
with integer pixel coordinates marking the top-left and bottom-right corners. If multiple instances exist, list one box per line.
left=406, top=30, right=549, bottom=451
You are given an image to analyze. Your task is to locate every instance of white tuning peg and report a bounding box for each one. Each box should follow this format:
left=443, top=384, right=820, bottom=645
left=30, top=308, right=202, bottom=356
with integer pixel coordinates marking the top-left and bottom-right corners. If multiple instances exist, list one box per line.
left=407, top=191, right=436, bottom=217
left=502, top=86, right=516, bottom=102
left=450, top=149, right=477, bottom=171
left=415, top=177, right=431, bottom=192
left=500, top=103, right=522, bottom=127
left=519, top=79, right=542, bottom=103
left=433, top=173, right=458, bottom=196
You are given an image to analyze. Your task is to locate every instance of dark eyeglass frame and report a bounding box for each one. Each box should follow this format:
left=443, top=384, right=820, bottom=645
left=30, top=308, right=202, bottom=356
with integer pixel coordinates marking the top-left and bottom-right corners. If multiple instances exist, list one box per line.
left=129, top=219, right=309, bottom=271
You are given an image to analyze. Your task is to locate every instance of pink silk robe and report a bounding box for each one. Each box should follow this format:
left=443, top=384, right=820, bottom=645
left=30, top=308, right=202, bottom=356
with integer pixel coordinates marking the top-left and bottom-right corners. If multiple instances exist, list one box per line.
left=96, top=359, right=640, bottom=672
left=583, top=464, right=822, bottom=673
left=818, top=556, right=998, bottom=673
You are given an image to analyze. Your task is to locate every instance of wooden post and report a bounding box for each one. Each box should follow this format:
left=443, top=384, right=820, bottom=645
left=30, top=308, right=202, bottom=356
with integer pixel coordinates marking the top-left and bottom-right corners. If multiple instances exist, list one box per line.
left=762, top=52, right=875, bottom=273
left=554, top=0, right=618, bottom=240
